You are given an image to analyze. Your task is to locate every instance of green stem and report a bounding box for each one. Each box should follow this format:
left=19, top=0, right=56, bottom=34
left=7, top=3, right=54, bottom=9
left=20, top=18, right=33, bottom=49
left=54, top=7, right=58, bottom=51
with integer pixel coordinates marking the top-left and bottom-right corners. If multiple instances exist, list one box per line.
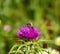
left=8, top=44, right=19, bottom=54
left=37, top=40, right=52, bottom=43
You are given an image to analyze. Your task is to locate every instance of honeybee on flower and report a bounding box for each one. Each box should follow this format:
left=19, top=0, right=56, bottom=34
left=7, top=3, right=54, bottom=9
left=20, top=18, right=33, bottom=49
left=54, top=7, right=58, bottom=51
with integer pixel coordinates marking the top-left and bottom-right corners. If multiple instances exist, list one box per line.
left=16, top=23, right=40, bottom=41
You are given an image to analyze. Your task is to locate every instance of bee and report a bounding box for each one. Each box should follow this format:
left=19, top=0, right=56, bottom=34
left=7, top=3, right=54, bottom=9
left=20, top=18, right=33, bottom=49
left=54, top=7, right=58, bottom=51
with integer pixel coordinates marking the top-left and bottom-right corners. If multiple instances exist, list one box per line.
left=26, top=22, right=33, bottom=27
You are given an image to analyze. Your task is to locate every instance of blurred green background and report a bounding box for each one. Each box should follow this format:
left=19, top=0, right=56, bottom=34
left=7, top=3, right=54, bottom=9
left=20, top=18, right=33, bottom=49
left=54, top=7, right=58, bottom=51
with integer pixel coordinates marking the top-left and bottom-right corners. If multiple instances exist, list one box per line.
left=0, top=0, right=60, bottom=54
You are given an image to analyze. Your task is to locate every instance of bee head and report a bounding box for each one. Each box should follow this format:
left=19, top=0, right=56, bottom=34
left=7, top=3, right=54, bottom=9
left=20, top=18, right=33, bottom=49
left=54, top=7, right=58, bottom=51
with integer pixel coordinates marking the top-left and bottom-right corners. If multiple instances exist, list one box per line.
left=26, top=22, right=33, bottom=27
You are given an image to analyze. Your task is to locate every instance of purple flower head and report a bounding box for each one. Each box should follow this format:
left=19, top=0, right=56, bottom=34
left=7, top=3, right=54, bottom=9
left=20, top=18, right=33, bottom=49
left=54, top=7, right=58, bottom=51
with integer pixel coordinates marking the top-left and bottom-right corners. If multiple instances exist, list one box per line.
left=16, top=23, right=40, bottom=40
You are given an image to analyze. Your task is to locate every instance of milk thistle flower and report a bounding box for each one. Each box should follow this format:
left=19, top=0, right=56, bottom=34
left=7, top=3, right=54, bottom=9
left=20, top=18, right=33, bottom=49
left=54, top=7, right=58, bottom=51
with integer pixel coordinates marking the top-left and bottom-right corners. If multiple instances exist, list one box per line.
left=16, top=23, right=40, bottom=40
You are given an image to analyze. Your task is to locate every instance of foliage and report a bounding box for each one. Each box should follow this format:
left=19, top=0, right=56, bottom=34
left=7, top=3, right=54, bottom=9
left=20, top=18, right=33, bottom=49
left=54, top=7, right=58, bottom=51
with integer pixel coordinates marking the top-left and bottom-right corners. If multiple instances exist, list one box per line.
left=0, top=0, right=60, bottom=54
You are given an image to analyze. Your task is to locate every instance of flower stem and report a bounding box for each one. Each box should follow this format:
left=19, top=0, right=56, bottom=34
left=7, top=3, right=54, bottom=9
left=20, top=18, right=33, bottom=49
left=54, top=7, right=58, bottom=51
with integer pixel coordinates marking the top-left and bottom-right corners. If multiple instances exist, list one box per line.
left=37, top=40, right=53, bottom=43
